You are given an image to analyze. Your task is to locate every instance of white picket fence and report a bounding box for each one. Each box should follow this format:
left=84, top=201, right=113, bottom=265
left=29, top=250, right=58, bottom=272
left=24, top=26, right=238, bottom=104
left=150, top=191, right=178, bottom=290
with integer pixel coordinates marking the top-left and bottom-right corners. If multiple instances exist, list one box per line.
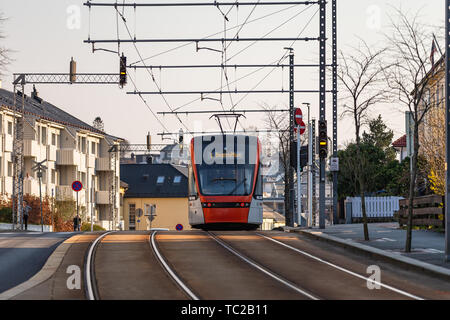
left=346, top=196, right=403, bottom=219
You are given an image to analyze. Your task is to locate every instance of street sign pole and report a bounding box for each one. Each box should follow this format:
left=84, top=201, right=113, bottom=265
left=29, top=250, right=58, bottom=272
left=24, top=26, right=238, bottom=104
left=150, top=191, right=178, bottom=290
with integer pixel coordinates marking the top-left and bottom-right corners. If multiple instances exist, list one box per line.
left=77, top=191, right=79, bottom=231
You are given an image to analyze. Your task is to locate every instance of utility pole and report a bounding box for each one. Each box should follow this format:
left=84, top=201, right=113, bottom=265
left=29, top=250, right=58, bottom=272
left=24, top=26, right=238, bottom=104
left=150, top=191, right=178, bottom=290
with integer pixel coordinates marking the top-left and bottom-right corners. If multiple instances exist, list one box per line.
left=311, top=119, right=317, bottom=226
left=318, top=0, right=327, bottom=229
left=445, top=0, right=450, bottom=261
left=32, top=159, right=47, bottom=232
left=332, top=0, right=338, bottom=225
left=286, top=47, right=295, bottom=227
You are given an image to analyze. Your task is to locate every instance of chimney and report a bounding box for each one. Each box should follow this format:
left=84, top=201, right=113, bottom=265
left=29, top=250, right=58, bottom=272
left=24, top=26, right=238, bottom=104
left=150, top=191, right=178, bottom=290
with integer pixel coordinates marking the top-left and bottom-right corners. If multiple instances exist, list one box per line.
left=31, top=85, right=42, bottom=103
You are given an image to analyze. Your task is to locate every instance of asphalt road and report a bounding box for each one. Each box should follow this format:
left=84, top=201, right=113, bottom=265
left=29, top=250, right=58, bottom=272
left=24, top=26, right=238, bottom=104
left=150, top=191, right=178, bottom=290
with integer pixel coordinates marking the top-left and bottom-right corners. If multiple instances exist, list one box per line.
left=0, top=232, right=76, bottom=293
left=6, top=230, right=450, bottom=300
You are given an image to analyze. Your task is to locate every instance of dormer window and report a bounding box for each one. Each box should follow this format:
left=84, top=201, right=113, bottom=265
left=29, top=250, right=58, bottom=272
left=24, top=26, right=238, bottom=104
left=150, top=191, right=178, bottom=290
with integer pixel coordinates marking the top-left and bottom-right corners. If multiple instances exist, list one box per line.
left=174, top=176, right=181, bottom=184
left=157, top=176, right=165, bottom=184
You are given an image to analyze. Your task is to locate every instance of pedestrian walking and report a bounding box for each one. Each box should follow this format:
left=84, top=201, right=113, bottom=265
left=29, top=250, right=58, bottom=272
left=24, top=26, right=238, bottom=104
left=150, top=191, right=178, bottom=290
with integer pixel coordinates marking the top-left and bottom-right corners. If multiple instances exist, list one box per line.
left=23, top=200, right=31, bottom=231
left=73, top=215, right=81, bottom=232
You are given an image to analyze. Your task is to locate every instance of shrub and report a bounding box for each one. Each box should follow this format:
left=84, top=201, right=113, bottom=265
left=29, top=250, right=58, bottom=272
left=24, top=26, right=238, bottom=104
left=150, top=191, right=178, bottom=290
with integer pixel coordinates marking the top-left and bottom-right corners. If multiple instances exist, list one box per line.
left=81, top=222, right=105, bottom=232
left=0, top=207, right=12, bottom=223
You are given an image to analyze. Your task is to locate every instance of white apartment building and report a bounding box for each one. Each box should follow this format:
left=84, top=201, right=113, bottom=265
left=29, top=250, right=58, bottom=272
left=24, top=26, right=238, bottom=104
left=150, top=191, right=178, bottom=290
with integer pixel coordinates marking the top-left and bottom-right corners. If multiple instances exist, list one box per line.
left=0, top=87, right=122, bottom=230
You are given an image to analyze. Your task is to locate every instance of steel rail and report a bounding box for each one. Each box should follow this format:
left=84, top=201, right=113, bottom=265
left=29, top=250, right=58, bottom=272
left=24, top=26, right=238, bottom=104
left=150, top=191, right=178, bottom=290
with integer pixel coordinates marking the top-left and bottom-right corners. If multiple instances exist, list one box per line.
left=207, top=231, right=320, bottom=300
left=150, top=231, right=200, bottom=300
left=85, top=231, right=114, bottom=300
left=257, top=233, right=425, bottom=300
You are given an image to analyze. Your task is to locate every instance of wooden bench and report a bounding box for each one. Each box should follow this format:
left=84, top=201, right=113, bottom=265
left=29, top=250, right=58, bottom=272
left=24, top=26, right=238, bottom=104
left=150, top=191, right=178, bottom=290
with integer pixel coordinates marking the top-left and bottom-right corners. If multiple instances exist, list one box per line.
left=395, top=195, right=444, bottom=227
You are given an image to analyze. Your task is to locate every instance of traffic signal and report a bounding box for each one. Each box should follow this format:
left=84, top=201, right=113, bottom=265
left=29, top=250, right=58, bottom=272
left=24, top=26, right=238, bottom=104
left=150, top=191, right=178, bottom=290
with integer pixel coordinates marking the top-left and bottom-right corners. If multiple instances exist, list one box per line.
left=179, top=129, right=184, bottom=144
left=290, top=142, right=308, bottom=171
left=318, top=120, right=328, bottom=159
left=119, top=53, right=127, bottom=87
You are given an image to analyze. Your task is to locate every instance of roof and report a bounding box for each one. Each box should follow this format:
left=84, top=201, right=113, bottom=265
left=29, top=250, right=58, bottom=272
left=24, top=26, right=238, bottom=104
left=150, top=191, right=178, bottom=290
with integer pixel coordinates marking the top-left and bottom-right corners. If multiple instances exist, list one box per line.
left=392, top=135, right=406, bottom=148
left=0, top=88, right=122, bottom=141
left=120, top=163, right=188, bottom=198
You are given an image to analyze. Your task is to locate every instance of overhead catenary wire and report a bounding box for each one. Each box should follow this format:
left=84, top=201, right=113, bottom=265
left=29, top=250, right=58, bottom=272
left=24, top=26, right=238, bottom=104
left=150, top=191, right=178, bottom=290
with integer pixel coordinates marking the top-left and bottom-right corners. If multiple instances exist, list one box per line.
left=226, top=4, right=315, bottom=62
left=115, top=7, right=192, bottom=134
left=127, top=3, right=303, bottom=65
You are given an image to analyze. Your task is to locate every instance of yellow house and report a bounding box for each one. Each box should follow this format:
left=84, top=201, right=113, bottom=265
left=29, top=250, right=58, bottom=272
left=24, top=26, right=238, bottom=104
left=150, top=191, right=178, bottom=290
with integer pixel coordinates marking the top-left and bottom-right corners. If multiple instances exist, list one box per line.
left=120, top=163, right=190, bottom=231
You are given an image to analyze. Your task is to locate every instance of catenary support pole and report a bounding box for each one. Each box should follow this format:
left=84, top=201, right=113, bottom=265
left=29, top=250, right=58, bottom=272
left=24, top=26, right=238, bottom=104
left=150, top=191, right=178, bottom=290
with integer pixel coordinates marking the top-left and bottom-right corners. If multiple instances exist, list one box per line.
left=318, top=0, right=326, bottom=229
left=445, top=0, right=450, bottom=261
left=332, top=0, right=338, bottom=224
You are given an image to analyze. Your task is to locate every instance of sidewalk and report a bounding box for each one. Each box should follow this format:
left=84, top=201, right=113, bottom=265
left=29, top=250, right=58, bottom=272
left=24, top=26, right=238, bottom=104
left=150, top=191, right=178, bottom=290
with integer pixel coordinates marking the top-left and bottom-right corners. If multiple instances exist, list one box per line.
left=296, top=222, right=450, bottom=279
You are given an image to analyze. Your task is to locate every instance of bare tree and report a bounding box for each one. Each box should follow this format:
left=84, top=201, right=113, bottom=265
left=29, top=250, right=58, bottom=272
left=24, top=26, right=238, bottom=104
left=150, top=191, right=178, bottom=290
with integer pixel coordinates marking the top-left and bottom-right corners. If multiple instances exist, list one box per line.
left=0, top=13, right=11, bottom=77
left=262, top=104, right=292, bottom=226
left=337, top=39, right=390, bottom=241
left=384, top=8, right=437, bottom=252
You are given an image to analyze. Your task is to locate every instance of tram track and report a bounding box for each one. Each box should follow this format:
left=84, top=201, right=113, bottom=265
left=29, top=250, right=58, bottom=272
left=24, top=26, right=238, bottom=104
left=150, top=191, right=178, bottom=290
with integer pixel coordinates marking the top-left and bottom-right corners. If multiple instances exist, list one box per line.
left=255, top=232, right=424, bottom=300
left=85, top=231, right=114, bottom=300
left=150, top=230, right=200, bottom=300
left=206, top=230, right=320, bottom=300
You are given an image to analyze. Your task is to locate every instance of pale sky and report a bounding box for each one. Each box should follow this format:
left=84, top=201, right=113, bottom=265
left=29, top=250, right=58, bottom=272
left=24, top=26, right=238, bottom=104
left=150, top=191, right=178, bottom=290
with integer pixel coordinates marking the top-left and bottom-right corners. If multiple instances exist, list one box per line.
left=0, top=0, right=445, bottom=146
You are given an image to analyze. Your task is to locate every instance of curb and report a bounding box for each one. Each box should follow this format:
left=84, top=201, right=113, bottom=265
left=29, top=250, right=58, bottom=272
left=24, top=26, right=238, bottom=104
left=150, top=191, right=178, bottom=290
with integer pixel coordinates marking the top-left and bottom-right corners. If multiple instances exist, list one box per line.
left=0, top=238, right=74, bottom=300
left=298, top=229, right=450, bottom=281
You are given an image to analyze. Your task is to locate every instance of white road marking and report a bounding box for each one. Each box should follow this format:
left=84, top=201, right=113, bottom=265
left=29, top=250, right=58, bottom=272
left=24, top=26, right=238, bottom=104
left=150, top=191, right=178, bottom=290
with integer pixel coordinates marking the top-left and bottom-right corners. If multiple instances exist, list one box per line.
left=258, top=233, right=424, bottom=300
left=85, top=231, right=113, bottom=301
left=150, top=231, right=199, bottom=300
left=209, top=232, right=319, bottom=300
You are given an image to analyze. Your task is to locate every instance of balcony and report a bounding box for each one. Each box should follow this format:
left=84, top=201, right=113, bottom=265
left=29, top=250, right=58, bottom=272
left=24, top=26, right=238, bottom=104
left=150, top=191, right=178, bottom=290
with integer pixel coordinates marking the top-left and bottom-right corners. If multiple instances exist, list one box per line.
left=56, top=185, right=75, bottom=201
left=24, top=140, right=38, bottom=157
left=96, top=191, right=110, bottom=205
left=56, top=149, right=81, bottom=166
left=47, top=145, right=57, bottom=162
left=24, top=179, right=40, bottom=196
left=86, top=154, right=96, bottom=168
left=3, top=134, right=12, bottom=152
left=95, top=157, right=112, bottom=171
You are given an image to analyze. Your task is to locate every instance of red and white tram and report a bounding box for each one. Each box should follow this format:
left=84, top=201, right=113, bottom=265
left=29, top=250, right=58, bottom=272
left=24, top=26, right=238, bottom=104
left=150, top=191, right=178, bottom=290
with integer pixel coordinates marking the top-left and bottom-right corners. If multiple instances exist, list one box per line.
left=188, top=134, right=263, bottom=230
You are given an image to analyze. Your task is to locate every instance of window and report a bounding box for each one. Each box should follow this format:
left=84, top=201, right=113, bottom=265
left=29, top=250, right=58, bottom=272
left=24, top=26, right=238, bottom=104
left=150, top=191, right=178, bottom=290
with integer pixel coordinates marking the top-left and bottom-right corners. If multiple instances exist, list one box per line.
left=174, top=175, right=182, bottom=184
left=129, top=204, right=136, bottom=230
left=82, top=137, right=86, bottom=153
left=7, top=121, right=12, bottom=135
left=7, top=162, right=12, bottom=177
left=51, top=169, right=56, bottom=184
left=91, top=142, right=96, bottom=155
left=41, top=127, right=47, bottom=145
left=51, top=133, right=56, bottom=146
left=156, top=176, right=165, bottom=184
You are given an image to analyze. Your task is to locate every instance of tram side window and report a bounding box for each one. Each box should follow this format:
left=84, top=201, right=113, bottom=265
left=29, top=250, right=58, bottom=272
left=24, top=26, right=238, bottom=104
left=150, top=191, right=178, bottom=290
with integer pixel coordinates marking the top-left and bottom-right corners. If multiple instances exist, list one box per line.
left=254, top=164, right=263, bottom=200
left=188, top=166, right=198, bottom=199
left=129, top=204, right=136, bottom=230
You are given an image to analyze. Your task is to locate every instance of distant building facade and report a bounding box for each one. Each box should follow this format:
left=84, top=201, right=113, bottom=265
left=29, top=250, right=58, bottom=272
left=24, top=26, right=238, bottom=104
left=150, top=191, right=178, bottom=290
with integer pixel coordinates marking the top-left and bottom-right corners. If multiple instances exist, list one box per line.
left=0, top=88, right=122, bottom=230
left=120, top=163, right=190, bottom=231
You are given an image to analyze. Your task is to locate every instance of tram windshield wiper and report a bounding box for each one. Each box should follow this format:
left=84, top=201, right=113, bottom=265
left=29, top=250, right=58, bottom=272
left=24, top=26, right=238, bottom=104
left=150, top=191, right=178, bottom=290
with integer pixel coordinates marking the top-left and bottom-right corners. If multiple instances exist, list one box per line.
left=212, top=177, right=237, bottom=182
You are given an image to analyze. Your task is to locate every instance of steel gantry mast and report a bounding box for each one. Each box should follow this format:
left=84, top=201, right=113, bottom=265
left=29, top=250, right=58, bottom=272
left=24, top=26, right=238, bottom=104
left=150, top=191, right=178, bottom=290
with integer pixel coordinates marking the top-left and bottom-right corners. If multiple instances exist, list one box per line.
left=318, top=0, right=326, bottom=229
left=11, top=81, right=25, bottom=230
left=331, top=0, right=338, bottom=225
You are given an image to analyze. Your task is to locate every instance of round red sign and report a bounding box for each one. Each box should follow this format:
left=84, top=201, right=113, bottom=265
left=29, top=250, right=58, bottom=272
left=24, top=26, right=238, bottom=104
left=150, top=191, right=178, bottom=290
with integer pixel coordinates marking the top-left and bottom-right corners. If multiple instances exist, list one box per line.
left=294, top=108, right=303, bottom=125
left=72, top=180, right=83, bottom=192
left=298, top=120, right=306, bottom=135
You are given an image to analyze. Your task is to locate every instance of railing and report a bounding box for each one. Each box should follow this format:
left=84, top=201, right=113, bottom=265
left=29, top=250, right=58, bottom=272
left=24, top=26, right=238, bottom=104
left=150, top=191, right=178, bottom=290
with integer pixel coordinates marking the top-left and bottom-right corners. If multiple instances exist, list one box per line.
left=56, top=149, right=81, bottom=166
left=95, top=157, right=112, bottom=171
left=95, top=191, right=109, bottom=205
left=346, top=196, right=404, bottom=221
